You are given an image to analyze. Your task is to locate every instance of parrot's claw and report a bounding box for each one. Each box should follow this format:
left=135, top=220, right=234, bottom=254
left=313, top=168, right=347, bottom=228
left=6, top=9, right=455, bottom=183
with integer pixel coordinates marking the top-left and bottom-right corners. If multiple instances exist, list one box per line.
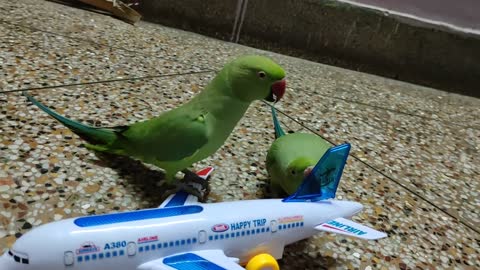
left=181, top=184, right=206, bottom=201
left=160, top=181, right=210, bottom=203
left=159, top=169, right=211, bottom=203
left=181, top=169, right=209, bottom=190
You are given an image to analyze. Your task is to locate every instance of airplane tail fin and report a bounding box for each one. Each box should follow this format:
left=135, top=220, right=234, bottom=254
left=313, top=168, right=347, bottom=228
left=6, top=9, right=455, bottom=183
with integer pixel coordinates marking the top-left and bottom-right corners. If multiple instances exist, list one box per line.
left=283, top=143, right=351, bottom=202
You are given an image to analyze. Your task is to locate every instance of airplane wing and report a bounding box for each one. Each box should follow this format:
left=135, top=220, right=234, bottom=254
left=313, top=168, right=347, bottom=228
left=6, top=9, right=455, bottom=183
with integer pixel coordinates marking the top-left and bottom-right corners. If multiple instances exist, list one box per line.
left=158, top=167, right=214, bottom=208
left=137, top=249, right=244, bottom=270
left=315, top=217, right=387, bottom=240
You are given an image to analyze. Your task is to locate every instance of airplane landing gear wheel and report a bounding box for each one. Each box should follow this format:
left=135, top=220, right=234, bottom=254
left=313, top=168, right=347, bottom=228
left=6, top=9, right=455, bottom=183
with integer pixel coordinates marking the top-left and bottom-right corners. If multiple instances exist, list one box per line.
left=246, top=253, right=280, bottom=270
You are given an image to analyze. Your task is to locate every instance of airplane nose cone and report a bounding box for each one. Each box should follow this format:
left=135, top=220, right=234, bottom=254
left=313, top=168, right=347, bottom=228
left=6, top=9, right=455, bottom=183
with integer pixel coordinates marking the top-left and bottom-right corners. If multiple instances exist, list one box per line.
left=326, top=200, right=363, bottom=218
left=0, top=251, right=17, bottom=270
left=342, top=201, right=363, bottom=217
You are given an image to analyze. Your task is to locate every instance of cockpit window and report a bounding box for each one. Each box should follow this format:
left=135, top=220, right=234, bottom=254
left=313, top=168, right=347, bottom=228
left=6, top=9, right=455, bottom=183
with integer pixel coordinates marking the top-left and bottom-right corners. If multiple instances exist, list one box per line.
left=7, top=250, right=29, bottom=264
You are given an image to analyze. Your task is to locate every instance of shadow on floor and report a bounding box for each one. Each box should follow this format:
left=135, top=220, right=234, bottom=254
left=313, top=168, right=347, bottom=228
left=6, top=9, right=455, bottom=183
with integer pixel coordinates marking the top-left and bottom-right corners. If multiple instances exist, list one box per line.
left=90, top=151, right=169, bottom=207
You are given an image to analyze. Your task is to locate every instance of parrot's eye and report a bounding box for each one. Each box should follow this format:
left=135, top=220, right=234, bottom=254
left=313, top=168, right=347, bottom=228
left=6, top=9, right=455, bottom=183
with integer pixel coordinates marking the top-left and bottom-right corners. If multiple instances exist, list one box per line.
left=291, top=170, right=296, bottom=175
left=257, top=71, right=266, bottom=79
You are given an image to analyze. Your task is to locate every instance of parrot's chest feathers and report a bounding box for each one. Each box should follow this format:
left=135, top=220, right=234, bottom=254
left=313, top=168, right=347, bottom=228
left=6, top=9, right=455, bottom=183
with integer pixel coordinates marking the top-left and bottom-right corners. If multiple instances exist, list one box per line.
left=190, top=95, right=249, bottom=159
left=197, top=93, right=249, bottom=128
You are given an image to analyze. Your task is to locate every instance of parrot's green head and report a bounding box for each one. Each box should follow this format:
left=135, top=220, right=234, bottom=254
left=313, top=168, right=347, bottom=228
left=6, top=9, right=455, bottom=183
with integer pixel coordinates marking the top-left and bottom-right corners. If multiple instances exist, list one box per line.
left=284, top=157, right=316, bottom=192
left=224, top=55, right=286, bottom=103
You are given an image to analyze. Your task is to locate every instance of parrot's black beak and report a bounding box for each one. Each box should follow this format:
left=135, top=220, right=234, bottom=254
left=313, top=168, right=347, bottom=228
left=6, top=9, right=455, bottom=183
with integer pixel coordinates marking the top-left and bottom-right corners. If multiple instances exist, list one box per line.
left=265, top=79, right=286, bottom=103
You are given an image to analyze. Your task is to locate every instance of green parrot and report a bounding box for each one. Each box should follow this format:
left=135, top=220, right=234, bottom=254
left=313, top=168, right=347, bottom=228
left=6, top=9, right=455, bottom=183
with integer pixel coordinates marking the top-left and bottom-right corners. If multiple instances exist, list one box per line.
left=24, top=55, right=286, bottom=192
left=266, top=107, right=331, bottom=195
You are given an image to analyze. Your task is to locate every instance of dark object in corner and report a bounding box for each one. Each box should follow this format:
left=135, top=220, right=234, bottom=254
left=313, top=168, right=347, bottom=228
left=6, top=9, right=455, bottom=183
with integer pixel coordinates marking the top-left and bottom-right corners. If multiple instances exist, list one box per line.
left=49, top=0, right=141, bottom=24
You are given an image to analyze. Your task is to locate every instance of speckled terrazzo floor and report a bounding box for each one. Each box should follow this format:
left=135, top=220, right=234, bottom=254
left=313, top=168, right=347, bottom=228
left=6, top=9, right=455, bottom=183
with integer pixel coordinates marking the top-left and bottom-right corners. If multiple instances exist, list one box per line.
left=0, top=0, right=479, bottom=269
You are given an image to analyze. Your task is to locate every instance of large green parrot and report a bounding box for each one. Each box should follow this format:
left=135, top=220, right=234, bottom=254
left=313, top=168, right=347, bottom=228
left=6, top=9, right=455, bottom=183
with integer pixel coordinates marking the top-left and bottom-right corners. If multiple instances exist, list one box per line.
left=24, top=55, right=286, bottom=192
left=266, top=107, right=331, bottom=195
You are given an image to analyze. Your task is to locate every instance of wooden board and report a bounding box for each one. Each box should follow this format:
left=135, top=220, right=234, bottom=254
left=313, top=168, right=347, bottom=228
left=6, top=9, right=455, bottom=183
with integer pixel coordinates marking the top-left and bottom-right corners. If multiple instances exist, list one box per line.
left=78, top=0, right=141, bottom=24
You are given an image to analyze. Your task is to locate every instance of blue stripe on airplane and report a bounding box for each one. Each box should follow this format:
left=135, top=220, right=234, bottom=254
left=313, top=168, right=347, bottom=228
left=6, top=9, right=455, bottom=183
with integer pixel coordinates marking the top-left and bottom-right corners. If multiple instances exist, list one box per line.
left=74, top=206, right=203, bottom=227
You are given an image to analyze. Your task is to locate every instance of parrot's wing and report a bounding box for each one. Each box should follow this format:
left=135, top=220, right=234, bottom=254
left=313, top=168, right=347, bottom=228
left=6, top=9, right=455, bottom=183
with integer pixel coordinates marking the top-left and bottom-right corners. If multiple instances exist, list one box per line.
left=120, top=109, right=209, bottom=162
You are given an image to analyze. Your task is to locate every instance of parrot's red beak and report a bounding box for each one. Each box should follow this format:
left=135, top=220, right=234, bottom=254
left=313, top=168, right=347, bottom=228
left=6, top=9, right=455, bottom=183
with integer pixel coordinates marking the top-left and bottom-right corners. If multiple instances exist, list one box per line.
left=267, top=79, right=286, bottom=103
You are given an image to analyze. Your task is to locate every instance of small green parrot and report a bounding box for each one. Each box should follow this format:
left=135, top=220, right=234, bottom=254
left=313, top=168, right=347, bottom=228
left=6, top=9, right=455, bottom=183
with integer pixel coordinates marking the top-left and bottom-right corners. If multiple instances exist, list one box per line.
left=266, top=107, right=331, bottom=195
left=25, top=55, right=286, bottom=188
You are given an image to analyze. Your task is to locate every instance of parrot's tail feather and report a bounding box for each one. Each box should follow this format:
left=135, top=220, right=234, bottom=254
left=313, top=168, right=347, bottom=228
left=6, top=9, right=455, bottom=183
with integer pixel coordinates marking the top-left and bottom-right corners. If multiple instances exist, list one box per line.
left=271, top=106, right=286, bottom=138
left=23, top=91, right=118, bottom=146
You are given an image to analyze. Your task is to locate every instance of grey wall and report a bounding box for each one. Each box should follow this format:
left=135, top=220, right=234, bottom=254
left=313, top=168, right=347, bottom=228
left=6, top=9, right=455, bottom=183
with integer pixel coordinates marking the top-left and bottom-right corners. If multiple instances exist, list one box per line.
left=138, top=0, right=480, bottom=97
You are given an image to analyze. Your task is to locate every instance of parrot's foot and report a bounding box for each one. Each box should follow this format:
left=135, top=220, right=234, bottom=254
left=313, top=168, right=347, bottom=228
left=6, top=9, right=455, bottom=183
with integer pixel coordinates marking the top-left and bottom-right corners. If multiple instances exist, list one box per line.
left=181, top=169, right=210, bottom=190
left=266, top=183, right=287, bottom=198
left=160, top=181, right=210, bottom=203
left=158, top=170, right=211, bottom=203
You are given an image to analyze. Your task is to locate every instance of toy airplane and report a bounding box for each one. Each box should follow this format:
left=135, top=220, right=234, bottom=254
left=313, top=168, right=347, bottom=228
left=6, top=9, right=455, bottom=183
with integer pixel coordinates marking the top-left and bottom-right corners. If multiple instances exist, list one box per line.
left=1, top=143, right=386, bottom=270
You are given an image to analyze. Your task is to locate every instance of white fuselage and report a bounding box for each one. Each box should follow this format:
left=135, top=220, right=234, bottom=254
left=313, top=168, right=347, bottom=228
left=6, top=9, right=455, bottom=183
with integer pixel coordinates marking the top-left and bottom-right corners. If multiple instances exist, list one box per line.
left=0, top=199, right=362, bottom=270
